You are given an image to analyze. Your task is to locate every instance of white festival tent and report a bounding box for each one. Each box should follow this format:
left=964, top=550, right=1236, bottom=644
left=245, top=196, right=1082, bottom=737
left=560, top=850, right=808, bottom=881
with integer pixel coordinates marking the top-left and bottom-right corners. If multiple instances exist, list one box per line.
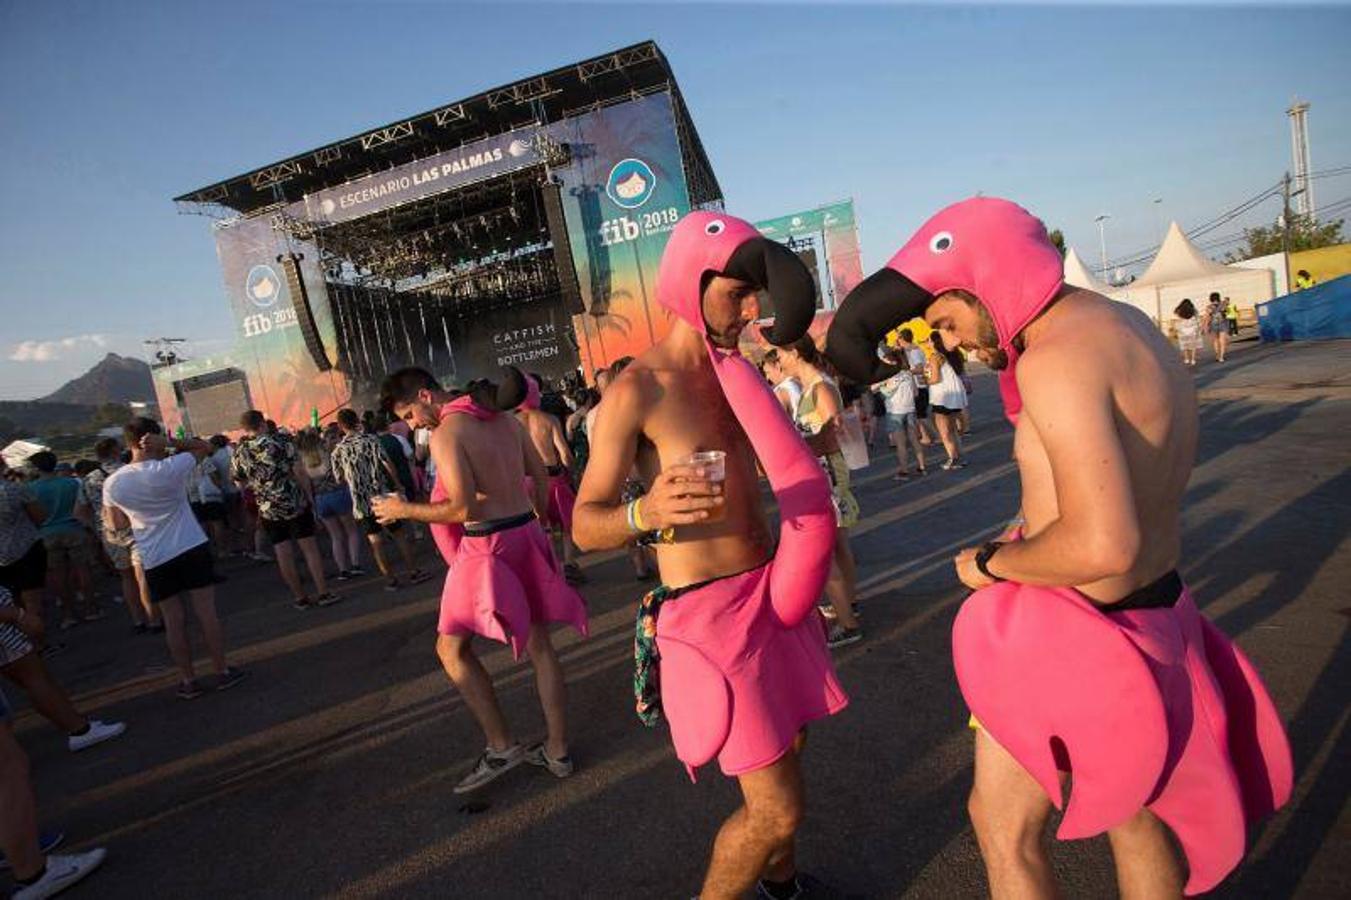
left=1112, top=222, right=1274, bottom=326
left=1063, top=247, right=1122, bottom=297
left=2, top=439, right=50, bottom=470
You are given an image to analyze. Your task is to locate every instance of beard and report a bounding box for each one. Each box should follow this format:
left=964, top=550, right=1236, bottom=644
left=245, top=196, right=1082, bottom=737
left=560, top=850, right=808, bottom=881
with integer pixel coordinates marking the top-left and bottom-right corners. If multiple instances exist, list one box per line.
left=977, top=347, right=1010, bottom=370
left=706, top=326, right=742, bottom=349
left=973, top=304, right=1008, bottom=370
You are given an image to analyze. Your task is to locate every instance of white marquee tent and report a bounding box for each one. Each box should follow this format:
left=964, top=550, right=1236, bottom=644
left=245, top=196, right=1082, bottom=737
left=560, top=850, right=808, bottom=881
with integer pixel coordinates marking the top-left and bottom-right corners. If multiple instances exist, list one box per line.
left=1063, top=247, right=1122, bottom=296
left=1113, top=222, right=1274, bottom=325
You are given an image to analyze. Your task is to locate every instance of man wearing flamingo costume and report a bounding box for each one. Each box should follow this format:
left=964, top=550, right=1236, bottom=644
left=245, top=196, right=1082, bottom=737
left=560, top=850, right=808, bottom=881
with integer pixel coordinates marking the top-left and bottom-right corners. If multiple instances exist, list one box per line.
left=373, top=371, right=588, bottom=795
left=826, top=197, right=1292, bottom=897
left=575, top=212, right=846, bottom=900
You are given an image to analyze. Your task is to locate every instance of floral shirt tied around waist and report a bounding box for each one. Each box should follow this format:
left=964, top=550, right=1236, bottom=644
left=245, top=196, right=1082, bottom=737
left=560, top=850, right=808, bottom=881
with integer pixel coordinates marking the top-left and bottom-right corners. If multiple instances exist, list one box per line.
left=230, top=433, right=305, bottom=521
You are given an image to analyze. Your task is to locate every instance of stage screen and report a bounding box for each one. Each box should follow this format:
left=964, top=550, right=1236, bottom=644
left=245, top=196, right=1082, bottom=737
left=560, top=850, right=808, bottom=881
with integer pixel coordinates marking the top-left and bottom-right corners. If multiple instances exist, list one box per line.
left=181, top=375, right=250, bottom=437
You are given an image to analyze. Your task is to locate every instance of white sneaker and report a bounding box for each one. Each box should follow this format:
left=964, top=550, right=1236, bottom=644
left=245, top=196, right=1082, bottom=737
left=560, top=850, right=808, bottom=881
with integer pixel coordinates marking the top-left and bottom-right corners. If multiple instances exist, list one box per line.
left=13, top=849, right=107, bottom=899
left=68, top=720, right=126, bottom=752
left=452, top=744, right=524, bottom=793
left=524, top=741, right=575, bottom=779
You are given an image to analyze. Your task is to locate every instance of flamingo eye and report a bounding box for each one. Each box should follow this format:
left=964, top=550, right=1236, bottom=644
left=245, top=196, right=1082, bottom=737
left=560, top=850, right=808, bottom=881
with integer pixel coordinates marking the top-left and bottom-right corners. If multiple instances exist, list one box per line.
left=929, top=231, right=954, bottom=253
left=705, top=220, right=726, bottom=236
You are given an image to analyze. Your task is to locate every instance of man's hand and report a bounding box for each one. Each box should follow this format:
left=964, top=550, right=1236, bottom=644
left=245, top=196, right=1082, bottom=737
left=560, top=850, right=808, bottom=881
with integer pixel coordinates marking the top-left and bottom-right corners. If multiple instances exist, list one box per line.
left=954, top=547, right=997, bottom=591
left=371, top=494, right=405, bottom=525
left=638, top=464, right=723, bottom=530
left=141, top=433, right=167, bottom=456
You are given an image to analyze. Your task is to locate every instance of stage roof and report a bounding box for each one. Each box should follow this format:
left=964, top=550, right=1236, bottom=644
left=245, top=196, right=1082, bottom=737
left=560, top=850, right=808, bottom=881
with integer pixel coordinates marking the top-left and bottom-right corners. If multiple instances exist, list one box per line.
left=175, top=41, right=721, bottom=216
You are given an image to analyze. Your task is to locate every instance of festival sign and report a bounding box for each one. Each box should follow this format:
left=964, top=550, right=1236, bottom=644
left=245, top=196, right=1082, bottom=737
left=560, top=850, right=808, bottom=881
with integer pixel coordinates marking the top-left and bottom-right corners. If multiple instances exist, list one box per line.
left=756, top=200, right=864, bottom=311
left=546, top=91, right=693, bottom=378
left=301, top=127, right=542, bottom=226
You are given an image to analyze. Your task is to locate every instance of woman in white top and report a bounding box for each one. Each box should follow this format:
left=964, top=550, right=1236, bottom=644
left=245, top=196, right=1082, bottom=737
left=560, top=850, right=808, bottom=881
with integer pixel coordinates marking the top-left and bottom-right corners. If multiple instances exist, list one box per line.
left=925, top=334, right=968, bottom=470
left=1173, top=298, right=1203, bottom=367
left=760, top=349, right=802, bottom=417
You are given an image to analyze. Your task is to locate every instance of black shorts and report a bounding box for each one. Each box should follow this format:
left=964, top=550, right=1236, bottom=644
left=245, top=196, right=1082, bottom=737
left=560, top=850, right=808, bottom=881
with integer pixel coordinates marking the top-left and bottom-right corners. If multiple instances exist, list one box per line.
left=261, top=511, right=317, bottom=545
left=191, top=501, right=227, bottom=523
left=0, top=540, right=47, bottom=596
left=145, top=542, right=216, bottom=603
left=358, top=516, right=402, bottom=537
left=931, top=404, right=964, bottom=417
left=914, top=388, right=930, bottom=419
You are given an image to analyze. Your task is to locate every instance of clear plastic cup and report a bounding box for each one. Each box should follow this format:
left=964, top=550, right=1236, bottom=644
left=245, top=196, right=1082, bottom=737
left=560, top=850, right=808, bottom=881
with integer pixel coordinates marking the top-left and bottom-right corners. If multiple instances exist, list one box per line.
left=681, top=450, right=726, bottom=522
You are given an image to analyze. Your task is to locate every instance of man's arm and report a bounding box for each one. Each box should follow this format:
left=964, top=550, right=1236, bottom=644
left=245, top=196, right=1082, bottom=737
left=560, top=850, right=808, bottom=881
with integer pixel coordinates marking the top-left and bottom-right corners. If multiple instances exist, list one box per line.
left=518, top=418, right=550, bottom=518
left=573, top=372, right=719, bottom=551
left=375, top=423, right=473, bottom=525
left=956, top=344, right=1141, bottom=588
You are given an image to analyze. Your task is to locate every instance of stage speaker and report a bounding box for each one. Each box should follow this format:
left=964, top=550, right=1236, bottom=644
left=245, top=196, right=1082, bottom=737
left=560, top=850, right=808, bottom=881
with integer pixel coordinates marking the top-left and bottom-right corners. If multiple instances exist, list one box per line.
left=540, top=181, right=585, bottom=315
left=278, top=252, right=334, bottom=372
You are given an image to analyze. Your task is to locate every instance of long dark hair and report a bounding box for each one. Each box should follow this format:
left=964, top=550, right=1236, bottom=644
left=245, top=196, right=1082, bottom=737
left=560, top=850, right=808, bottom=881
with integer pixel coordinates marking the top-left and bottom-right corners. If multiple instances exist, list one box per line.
left=928, top=334, right=964, bottom=373
left=1174, top=299, right=1197, bottom=320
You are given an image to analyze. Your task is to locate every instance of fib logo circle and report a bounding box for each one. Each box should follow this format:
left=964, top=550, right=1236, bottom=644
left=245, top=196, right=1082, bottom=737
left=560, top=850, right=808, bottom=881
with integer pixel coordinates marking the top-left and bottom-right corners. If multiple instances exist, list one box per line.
left=605, top=158, right=656, bottom=210
left=245, top=264, right=282, bottom=308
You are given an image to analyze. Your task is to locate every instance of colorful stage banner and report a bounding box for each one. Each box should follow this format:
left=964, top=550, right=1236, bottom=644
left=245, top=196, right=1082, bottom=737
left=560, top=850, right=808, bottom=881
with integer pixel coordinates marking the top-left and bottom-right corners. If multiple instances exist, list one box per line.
left=756, top=200, right=864, bottom=311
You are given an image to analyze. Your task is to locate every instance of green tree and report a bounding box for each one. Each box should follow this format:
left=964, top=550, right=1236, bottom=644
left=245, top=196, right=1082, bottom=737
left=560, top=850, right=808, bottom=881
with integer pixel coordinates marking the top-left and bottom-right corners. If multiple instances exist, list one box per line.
left=1225, top=214, right=1344, bottom=262
left=1047, top=228, right=1067, bottom=258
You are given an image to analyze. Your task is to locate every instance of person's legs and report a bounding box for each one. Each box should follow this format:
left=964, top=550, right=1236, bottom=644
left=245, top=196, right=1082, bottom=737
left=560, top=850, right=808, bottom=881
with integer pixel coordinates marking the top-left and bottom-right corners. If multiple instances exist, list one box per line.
left=907, top=418, right=928, bottom=472
left=319, top=515, right=350, bottom=572
left=341, top=515, right=363, bottom=568
left=367, top=533, right=393, bottom=578
left=68, top=547, right=94, bottom=619
left=0, top=654, right=86, bottom=734
left=1218, top=331, right=1228, bottom=362
left=701, top=744, right=806, bottom=900
left=0, top=719, right=42, bottom=882
left=116, top=566, right=144, bottom=627
left=891, top=421, right=910, bottom=474
left=186, top=587, right=227, bottom=676
left=968, top=727, right=1060, bottom=899
left=936, top=414, right=961, bottom=464
left=156, top=596, right=196, bottom=685
left=297, top=536, right=329, bottom=595
left=132, top=559, right=159, bottom=627
left=46, top=548, right=75, bottom=628
left=1107, top=809, right=1184, bottom=900
left=435, top=633, right=513, bottom=750
left=525, top=623, right=568, bottom=758
left=271, top=540, right=307, bottom=599
left=390, top=528, right=418, bottom=573
left=824, top=531, right=860, bottom=631
left=206, top=519, right=229, bottom=560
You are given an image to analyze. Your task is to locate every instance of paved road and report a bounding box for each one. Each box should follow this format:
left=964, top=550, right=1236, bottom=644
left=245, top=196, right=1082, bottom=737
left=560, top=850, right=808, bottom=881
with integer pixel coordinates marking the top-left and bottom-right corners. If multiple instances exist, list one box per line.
left=9, top=337, right=1349, bottom=899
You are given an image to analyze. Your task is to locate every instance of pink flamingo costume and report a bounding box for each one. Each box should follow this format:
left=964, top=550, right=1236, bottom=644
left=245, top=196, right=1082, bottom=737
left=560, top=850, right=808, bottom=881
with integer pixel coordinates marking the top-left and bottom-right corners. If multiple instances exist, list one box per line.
left=826, top=197, right=1292, bottom=894
left=430, top=387, right=588, bottom=661
left=638, top=211, right=848, bottom=780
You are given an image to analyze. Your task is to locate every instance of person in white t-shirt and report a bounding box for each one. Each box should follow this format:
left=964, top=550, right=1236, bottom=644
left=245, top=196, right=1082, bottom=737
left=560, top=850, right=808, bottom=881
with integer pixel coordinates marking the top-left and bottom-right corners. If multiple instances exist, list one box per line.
left=893, top=328, right=938, bottom=446
left=103, top=419, right=246, bottom=700
left=877, top=348, right=928, bottom=480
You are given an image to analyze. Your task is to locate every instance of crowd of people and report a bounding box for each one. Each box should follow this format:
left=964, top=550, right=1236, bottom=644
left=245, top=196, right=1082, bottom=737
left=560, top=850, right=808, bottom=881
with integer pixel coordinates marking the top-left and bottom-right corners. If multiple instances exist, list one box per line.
left=0, top=201, right=1290, bottom=900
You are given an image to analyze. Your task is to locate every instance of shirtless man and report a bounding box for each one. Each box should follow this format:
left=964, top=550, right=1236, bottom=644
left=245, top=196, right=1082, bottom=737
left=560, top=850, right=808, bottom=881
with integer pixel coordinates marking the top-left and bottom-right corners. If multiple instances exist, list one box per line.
left=575, top=212, right=846, bottom=900
left=373, top=370, right=587, bottom=794
left=826, top=197, right=1290, bottom=898
left=514, top=374, right=584, bottom=584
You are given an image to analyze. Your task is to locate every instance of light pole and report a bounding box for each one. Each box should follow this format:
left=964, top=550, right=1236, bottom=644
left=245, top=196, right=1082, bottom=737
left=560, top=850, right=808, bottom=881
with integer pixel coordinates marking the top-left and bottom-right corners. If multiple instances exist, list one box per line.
left=1151, top=198, right=1163, bottom=239
left=1095, top=214, right=1111, bottom=284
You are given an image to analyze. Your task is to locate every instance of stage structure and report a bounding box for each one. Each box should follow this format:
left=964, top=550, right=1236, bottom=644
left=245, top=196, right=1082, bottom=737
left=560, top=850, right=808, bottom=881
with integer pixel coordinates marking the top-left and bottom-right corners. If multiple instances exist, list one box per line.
left=755, top=200, right=864, bottom=312
left=159, top=41, right=722, bottom=432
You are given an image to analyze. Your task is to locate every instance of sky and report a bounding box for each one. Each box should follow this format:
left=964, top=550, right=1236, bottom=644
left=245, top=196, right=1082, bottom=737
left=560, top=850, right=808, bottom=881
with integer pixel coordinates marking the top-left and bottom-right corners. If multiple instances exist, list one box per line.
left=1, top=0, right=1349, bottom=399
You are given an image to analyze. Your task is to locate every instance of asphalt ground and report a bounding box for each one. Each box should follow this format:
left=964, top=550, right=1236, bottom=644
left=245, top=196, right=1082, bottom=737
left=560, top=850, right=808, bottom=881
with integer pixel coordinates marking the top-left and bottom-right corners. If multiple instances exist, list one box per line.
left=6, top=334, right=1348, bottom=899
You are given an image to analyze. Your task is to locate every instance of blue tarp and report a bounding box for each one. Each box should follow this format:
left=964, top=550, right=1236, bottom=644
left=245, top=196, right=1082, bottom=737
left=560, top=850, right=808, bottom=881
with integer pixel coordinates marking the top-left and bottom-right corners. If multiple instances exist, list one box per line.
left=1257, top=274, right=1351, bottom=341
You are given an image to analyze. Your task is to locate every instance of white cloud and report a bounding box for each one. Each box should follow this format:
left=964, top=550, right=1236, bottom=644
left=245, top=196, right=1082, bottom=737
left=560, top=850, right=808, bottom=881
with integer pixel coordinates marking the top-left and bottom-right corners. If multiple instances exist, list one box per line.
left=8, top=334, right=109, bottom=362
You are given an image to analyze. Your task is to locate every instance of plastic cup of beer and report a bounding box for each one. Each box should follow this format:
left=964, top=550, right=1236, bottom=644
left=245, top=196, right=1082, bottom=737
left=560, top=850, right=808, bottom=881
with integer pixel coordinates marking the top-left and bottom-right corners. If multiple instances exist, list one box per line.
left=681, top=450, right=726, bottom=522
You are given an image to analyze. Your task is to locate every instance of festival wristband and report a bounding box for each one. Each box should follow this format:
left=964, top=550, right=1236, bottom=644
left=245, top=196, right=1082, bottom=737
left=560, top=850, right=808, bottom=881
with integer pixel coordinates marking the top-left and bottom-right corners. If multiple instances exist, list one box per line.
left=975, top=541, right=1005, bottom=582
left=626, top=499, right=643, bottom=534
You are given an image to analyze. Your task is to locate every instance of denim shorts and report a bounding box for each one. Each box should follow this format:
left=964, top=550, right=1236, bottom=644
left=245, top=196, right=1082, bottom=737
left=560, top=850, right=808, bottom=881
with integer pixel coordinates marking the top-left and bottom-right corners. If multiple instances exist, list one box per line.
left=886, top=412, right=917, bottom=433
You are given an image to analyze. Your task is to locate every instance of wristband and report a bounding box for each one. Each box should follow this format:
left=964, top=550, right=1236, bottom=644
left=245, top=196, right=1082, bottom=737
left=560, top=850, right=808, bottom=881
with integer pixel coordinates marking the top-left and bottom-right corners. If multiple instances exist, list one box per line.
left=632, top=497, right=652, bottom=532
left=975, top=541, right=1005, bottom=582
left=626, top=499, right=642, bottom=534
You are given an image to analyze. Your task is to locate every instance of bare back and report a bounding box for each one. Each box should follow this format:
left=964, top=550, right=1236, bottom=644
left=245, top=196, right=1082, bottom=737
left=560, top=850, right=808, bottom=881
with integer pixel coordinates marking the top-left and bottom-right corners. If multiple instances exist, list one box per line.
left=579, top=335, right=773, bottom=587
left=437, top=412, right=538, bottom=523
left=1014, top=290, right=1198, bottom=602
left=516, top=408, right=563, bottom=468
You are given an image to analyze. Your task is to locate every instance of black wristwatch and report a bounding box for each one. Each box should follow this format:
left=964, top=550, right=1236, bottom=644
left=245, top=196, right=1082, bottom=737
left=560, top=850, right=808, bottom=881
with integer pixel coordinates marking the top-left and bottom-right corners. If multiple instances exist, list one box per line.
left=974, top=541, right=1005, bottom=582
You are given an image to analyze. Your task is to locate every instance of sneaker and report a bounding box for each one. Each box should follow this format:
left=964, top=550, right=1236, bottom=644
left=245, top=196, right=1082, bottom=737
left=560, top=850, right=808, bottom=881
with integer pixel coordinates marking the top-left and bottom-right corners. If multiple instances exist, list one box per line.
left=755, top=872, right=832, bottom=900
left=453, top=744, right=524, bottom=794
left=385, top=578, right=401, bottom=593
left=314, top=592, right=342, bottom=607
left=215, top=667, right=248, bottom=692
left=39, top=643, right=67, bottom=659
left=148, top=622, right=165, bottom=634
left=407, top=569, right=434, bottom=586
left=333, top=570, right=351, bottom=582
left=347, top=565, right=368, bottom=576
left=248, top=552, right=273, bottom=562
left=68, top=719, right=127, bottom=752
left=524, top=741, right=575, bottom=779
left=177, top=680, right=204, bottom=701
left=0, top=829, right=64, bottom=870
left=292, top=596, right=316, bottom=610
left=817, top=602, right=837, bottom=620
left=826, top=624, right=863, bottom=649
left=13, top=849, right=107, bottom=900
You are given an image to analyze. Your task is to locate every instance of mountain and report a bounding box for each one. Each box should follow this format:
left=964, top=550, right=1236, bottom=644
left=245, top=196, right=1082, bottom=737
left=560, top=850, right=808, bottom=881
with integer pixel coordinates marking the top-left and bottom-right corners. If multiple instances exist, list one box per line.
left=41, top=353, right=155, bottom=405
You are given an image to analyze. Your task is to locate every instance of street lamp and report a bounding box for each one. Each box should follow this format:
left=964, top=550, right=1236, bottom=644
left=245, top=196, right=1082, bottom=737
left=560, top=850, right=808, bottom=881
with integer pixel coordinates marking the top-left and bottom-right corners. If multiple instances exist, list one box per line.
left=1095, top=214, right=1111, bottom=284
left=1152, top=198, right=1163, bottom=239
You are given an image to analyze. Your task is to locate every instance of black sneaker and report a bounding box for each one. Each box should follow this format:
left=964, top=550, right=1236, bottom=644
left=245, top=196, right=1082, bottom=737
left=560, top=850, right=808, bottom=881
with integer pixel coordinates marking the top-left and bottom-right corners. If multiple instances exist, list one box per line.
left=453, top=744, right=525, bottom=794
left=333, top=570, right=351, bottom=582
left=314, top=592, right=342, bottom=607
left=347, top=565, right=368, bottom=576
left=826, top=624, right=863, bottom=649
left=215, top=667, right=248, bottom=692
left=177, top=680, right=204, bottom=701
left=524, top=741, right=575, bottom=779
left=756, top=872, right=834, bottom=900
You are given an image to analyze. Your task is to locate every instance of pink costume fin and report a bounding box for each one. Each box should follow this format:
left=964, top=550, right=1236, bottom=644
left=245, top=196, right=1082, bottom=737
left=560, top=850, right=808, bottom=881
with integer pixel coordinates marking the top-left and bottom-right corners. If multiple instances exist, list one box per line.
left=953, top=583, right=1168, bottom=837
left=955, top=585, right=1293, bottom=895
left=442, top=549, right=535, bottom=659
left=657, top=638, right=733, bottom=777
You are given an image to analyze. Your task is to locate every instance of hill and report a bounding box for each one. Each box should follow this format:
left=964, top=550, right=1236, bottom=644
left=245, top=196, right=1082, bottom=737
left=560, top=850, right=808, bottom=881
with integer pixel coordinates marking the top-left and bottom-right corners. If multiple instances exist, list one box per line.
left=41, top=352, right=155, bottom=405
